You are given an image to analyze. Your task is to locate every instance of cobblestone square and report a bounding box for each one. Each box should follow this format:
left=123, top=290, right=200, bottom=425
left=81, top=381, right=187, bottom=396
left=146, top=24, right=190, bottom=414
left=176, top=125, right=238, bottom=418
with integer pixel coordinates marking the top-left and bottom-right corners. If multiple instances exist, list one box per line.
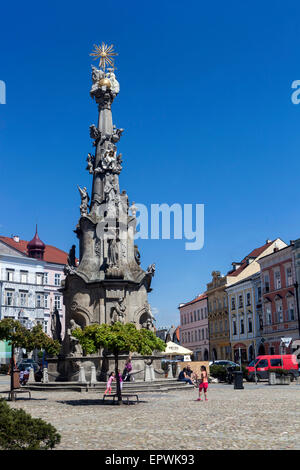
left=1, top=377, right=299, bottom=450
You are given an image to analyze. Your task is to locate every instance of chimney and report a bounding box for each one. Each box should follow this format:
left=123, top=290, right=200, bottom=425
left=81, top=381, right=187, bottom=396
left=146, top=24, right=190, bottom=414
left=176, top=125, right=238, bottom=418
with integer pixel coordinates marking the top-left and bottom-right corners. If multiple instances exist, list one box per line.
left=266, top=239, right=271, bottom=244
left=13, top=235, right=20, bottom=243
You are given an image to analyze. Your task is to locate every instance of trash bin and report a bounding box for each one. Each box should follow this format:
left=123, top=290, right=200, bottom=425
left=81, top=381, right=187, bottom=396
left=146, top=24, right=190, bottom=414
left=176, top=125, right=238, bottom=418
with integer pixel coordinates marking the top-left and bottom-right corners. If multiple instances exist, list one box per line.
left=233, top=371, right=244, bottom=389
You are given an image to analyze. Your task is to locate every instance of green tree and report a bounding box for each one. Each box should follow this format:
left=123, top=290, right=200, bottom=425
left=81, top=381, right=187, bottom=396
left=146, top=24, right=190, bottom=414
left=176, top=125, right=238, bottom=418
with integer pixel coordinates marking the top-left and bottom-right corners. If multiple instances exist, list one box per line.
left=0, top=318, right=61, bottom=357
left=73, top=322, right=165, bottom=404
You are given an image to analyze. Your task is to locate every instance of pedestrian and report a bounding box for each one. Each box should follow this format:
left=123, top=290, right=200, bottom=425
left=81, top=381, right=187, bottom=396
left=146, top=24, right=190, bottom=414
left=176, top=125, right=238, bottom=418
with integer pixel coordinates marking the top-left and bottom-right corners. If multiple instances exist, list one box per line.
left=104, top=371, right=115, bottom=396
left=122, top=357, right=132, bottom=382
left=197, top=365, right=208, bottom=401
left=178, top=367, right=194, bottom=385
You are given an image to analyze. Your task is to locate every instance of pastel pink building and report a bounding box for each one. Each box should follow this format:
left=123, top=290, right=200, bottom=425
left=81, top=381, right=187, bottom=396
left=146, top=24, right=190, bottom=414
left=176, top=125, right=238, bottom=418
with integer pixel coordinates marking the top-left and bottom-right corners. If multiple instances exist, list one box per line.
left=179, top=293, right=209, bottom=360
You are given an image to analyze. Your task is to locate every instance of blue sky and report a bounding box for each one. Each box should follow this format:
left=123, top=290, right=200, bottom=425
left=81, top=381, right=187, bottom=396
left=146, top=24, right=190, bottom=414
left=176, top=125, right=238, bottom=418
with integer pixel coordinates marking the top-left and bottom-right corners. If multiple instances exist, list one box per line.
left=1, top=0, right=300, bottom=327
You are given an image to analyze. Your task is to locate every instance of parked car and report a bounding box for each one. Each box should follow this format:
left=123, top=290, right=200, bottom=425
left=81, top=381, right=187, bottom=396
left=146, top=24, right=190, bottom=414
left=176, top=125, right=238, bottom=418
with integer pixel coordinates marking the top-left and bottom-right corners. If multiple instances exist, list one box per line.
left=209, top=360, right=240, bottom=368
left=17, top=359, right=39, bottom=372
left=247, top=355, right=299, bottom=382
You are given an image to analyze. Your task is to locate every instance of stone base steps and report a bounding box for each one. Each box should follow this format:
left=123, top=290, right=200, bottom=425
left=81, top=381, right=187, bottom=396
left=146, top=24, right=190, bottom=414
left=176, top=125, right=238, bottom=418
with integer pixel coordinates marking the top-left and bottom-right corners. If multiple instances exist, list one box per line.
left=24, top=379, right=193, bottom=394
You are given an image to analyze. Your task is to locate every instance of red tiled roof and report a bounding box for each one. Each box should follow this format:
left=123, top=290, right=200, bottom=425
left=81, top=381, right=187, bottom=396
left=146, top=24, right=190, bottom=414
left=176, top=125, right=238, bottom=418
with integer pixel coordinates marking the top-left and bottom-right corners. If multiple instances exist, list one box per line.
left=0, top=236, right=68, bottom=265
left=227, top=240, right=274, bottom=277
left=179, top=293, right=207, bottom=308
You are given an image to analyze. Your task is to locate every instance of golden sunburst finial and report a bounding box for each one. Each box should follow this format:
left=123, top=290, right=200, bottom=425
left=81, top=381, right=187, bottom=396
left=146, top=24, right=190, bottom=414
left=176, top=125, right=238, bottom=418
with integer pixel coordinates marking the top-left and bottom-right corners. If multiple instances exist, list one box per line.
left=90, top=43, right=118, bottom=72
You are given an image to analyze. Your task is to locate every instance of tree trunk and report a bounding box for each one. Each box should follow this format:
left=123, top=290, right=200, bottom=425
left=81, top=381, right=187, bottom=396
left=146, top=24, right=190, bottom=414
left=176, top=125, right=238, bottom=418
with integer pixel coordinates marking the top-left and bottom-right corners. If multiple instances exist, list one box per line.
left=114, top=351, right=122, bottom=405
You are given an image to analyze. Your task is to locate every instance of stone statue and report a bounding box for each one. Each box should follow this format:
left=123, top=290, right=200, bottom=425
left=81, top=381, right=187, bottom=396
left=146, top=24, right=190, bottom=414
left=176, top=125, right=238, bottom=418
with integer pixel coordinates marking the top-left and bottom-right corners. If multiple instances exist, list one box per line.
left=146, top=263, right=156, bottom=276
left=129, top=201, right=138, bottom=217
left=111, top=297, right=126, bottom=324
left=141, top=303, right=156, bottom=330
left=106, top=70, right=120, bottom=95
left=51, top=308, right=62, bottom=343
left=86, top=153, right=95, bottom=174
left=90, top=66, right=105, bottom=97
left=78, top=186, right=90, bottom=216
left=111, top=126, right=124, bottom=144
left=68, top=245, right=76, bottom=267
left=107, top=238, right=118, bottom=266
left=68, top=319, right=83, bottom=356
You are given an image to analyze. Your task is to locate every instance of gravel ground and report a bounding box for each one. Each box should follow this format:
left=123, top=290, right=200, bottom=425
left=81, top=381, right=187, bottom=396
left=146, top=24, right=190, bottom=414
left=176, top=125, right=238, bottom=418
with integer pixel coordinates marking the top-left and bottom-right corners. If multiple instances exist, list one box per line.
left=1, top=376, right=299, bottom=450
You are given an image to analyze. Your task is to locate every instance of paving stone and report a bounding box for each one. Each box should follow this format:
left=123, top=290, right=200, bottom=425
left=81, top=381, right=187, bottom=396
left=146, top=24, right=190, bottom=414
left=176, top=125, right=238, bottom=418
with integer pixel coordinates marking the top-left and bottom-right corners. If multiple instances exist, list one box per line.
left=0, top=377, right=299, bottom=450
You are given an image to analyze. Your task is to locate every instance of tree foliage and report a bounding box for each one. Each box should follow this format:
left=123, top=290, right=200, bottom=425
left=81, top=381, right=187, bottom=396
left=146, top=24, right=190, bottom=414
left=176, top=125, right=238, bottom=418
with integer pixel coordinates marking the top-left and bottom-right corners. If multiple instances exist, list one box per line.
left=72, top=322, right=166, bottom=356
left=0, top=398, right=61, bottom=450
left=0, top=319, right=61, bottom=356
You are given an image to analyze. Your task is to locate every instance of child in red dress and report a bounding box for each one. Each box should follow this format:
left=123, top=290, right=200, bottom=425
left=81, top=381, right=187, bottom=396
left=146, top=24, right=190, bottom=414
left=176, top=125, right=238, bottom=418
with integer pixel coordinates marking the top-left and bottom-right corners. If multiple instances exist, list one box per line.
left=197, top=366, right=208, bottom=401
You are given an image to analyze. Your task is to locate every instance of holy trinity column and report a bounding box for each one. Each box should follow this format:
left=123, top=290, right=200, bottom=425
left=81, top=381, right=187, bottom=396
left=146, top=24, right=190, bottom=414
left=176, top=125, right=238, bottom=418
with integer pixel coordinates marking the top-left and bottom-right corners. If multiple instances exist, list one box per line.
left=61, top=44, right=156, bottom=357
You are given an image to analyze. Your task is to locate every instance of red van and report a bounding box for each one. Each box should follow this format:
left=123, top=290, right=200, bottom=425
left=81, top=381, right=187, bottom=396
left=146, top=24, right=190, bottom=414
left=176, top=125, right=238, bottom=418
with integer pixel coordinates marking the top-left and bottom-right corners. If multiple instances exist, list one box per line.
left=247, top=355, right=299, bottom=381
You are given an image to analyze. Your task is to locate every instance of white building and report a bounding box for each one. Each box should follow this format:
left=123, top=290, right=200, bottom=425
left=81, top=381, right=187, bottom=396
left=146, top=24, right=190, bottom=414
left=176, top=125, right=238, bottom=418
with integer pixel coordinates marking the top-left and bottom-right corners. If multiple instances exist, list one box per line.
left=0, top=230, right=68, bottom=350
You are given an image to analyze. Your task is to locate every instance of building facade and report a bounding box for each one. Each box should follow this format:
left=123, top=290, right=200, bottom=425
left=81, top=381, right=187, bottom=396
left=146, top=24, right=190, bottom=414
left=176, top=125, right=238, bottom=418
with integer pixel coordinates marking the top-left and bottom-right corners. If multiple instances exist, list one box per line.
left=258, top=243, right=299, bottom=354
left=227, top=274, right=259, bottom=362
left=207, top=239, right=286, bottom=361
left=179, top=294, right=209, bottom=361
left=0, top=231, right=68, bottom=350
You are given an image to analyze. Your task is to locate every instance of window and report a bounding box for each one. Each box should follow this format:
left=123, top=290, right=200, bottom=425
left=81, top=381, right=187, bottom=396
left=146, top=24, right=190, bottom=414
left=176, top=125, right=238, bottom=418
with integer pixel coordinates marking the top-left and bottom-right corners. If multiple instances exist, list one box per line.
left=231, top=297, right=236, bottom=310
left=246, top=293, right=251, bottom=306
left=240, top=318, right=244, bottom=334
left=197, top=309, right=200, bottom=321
left=286, top=267, right=293, bottom=287
left=219, top=321, right=223, bottom=332
left=270, top=358, right=282, bottom=367
left=206, top=328, right=209, bottom=339
left=6, top=269, right=14, bottom=281
left=54, top=295, right=61, bottom=310
left=248, top=318, right=253, bottom=333
left=238, top=295, right=243, bottom=308
left=233, top=319, right=237, bottom=336
left=274, top=270, right=281, bottom=290
left=215, top=322, right=218, bottom=333
left=54, top=274, right=61, bottom=286
left=20, top=292, right=27, bottom=307
left=44, top=321, right=48, bottom=333
left=266, top=305, right=272, bottom=325
left=224, top=319, right=228, bottom=331
left=44, top=272, right=49, bottom=285
left=202, top=329, right=205, bottom=340
left=288, top=300, right=295, bottom=321
left=205, top=307, right=207, bottom=318
left=194, top=311, right=197, bottom=322
left=257, top=359, right=268, bottom=368
left=20, top=271, right=28, bottom=283
left=276, top=301, right=283, bottom=323
left=44, top=295, right=49, bottom=309
left=257, top=286, right=262, bottom=301
left=36, top=273, right=43, bottom=285
left=190, top=313, right=193, bottom=323
left=201, top=308, right=203, bottom=320
left=36, top=294, right=42, bottom=308
left=264, top=273, right=270, bottom=293
left=5, top=291, right=13, bottom=305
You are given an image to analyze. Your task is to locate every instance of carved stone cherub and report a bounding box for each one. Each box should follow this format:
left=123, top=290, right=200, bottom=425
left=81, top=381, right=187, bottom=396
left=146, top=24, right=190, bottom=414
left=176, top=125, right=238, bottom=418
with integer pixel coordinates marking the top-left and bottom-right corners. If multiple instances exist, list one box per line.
left=68, top=319, right=83, bottom=356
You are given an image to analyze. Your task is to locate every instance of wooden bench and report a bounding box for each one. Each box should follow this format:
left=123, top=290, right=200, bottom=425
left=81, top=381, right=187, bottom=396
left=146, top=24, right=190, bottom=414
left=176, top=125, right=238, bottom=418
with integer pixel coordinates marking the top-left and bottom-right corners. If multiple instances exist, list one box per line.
left=8, top=388, right=31, bottom=401
left=102, top=393, right=139, bottom=404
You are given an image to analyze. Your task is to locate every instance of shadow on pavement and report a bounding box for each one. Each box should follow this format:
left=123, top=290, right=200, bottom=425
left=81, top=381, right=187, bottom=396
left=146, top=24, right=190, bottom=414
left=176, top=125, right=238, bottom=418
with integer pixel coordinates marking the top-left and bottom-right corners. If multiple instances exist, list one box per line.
left=57, top=399, right=148, bottom=406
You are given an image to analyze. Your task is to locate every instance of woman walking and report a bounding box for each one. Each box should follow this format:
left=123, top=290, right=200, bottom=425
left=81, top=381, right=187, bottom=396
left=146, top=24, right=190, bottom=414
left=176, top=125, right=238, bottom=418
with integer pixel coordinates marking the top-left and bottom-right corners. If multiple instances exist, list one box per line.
left=197, top=366, right=208, bottom=401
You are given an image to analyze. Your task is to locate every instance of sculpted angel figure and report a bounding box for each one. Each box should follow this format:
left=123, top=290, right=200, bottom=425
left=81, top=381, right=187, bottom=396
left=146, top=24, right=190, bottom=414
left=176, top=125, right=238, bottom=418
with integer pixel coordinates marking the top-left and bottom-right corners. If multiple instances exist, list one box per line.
left=86, top=153, right=95, bottom=174
left=68, top=319, right=83, bottom=356
left=129, top=201, right=138, bottom=217
left=90, top=66, right=105, bottom=96
left=78, top=185, right=90, bottom=216
left=111, top=297, right=126, bottom=324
